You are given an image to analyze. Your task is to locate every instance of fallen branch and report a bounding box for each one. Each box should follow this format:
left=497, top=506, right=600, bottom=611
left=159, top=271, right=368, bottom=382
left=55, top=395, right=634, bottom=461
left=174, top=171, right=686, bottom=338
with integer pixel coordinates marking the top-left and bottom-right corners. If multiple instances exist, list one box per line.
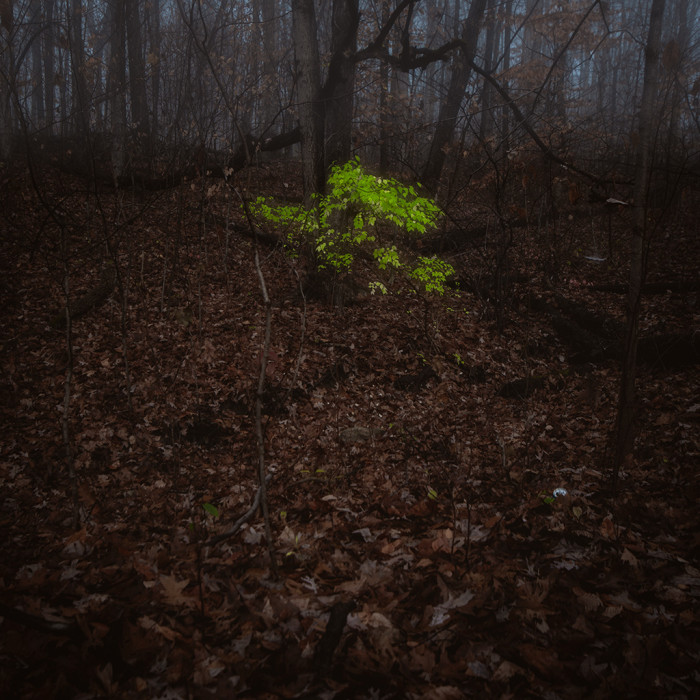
left=211, top=186, right=278, bottom=574
left=0, top=602, right=82, bottom=639
left=589, top=279, right=699, bottom=294
left=50, top=263, right=116, bottom=329
left=206, top=475, right=272, bottom=547
left=313, top=600, right=357, bottom=674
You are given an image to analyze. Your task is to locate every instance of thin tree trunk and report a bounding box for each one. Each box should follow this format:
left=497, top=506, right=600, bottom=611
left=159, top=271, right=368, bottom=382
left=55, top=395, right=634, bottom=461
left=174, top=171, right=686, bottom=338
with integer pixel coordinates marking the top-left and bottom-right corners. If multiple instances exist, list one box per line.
left=665, top=0, right=688, bottom=168
left=499, top=0, right=513, bottom=156
left=126, top=0, right=149, bottom=141
left=43, top=0, right=55, bottom=133
left=479, top=0, right=496, bottom=144
left=379, top=55, right=390, bottom=171
left=0, top=0, right=14, bottom=159
left=612, top=0, right=666, bottom=489
left=147, top=0, right=161, bottom=150
left=69, top=0, right=89, bottom=135
left=260, top=0, right=278, bottom=133
left=30, top=0, right=43, bottom=125
left=421, top=0, right=487, bottom=192
left=109, top=0, right=127, bottom=180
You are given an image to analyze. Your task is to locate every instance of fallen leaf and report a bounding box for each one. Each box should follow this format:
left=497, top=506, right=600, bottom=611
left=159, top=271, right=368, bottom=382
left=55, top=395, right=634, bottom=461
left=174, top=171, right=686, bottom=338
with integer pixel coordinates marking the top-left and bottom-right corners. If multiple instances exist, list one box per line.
left=159, top=574, right=193, bottom=607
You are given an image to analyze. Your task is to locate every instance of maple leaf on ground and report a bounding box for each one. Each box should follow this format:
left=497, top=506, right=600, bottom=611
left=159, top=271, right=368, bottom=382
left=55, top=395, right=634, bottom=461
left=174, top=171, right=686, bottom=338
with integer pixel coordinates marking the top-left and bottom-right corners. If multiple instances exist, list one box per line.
left=159, top=574, right=194, bottom=607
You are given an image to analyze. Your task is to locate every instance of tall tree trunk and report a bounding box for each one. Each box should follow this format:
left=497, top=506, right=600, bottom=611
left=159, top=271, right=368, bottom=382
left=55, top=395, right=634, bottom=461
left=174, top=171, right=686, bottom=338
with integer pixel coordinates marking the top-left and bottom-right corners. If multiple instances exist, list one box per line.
left=59, top=42, right=69, bottom=136
left=146, top=0, right=161, bottom=149
left=126, top=0, right=149, bottom=141
left=612, top=0, right=666, bottom=488
left=108, top=0, right=127, bottom=180
left=665, top=0, right=688, bottom=169
left=291, top=0, right=325, bottom=198
left=387, top=56, right=409, bottom=167
left=499, top=0, right=513, bottom=157
left=379, top=55, right=390, bottom=172
left=0, top=0, right=13, bottom=160
left=43, top=0, right=55, bottom=133
left=69, top=0, right=89, bottom=135
left=324, top=0, right=358, bottom=169
left=260, top=0, right=278, bottom=133
left=421, top=0, right=487, bottom=192
left=30, top=0, right=44, bottom=126
left=378, top=0, right=392, bottom=172
left=478, top=0, right=496, bottom=144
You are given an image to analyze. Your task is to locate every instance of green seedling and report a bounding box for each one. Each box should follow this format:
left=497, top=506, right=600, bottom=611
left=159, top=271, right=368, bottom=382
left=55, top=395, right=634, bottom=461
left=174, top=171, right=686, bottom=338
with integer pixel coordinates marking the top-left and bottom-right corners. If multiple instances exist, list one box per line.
left=202, top=502, right=219, bottom=519
left=250, top=157, right=454, bottom=296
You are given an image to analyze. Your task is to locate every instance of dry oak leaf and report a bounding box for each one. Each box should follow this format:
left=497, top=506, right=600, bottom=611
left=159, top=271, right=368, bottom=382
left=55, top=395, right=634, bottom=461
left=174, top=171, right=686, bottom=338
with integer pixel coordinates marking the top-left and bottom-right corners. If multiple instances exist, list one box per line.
left=159, top=574, right=194, bottom=607
left=409, top=644, right=437, bottom=673
left=352, top=611, right=393, bottom=629
left=599, top=515, right=615, bottom=539
left=139, top=615, right=181, bottom=642
left=621, top=548, right=639, bottom=568
left=573, top=587, right=603, bottom=612
left=421, top=687, right=464, bottom=700
left=492, top=659, right=526, bottom=682
left=518, top=643, right=565, bottom=678
left=603, top=605, right=623, bottom=619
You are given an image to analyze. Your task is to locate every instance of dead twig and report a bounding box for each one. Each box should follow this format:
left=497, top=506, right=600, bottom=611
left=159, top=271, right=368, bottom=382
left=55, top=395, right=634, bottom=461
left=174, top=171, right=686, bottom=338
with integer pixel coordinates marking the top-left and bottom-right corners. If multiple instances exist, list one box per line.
left=206, top=475, right=272, bottom=547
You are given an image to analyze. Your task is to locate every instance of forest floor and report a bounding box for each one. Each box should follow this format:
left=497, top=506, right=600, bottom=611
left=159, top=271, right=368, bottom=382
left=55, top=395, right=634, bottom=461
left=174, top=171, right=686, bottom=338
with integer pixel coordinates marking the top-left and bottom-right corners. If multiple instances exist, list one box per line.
left=0, top=161, right=698, bottom=699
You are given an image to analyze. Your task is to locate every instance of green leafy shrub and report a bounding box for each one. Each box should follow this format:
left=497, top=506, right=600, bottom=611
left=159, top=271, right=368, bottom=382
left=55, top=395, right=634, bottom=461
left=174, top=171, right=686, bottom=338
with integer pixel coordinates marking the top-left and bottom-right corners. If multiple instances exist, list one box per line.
left=250, top=158, right=454, bottom=295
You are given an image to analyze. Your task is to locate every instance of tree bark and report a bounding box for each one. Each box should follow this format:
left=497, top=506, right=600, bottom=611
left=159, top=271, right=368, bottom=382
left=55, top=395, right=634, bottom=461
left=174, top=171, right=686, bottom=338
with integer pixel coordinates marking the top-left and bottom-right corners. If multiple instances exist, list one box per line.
left=665, top=0, right=689, bottom=167
left=108, top=0, right=127, bottom=180
left=43, top=0, right=55, bottom=133
left=421, top=0, right=487, bottom=193
left=259, top=0, right=278, bottom=132
left=0, top=0, right=13, bottom=160
left=125, top=0, right=149, bottom=140
left=498, top=0, right=513, bottom=156
left=69, top=0, right=89, bottom=135
left=291, top=0, right=325, bottom=198
left=146, top=0, right=161, bottom=149
left=478, top=0, right=497, bottom=144
left=324, top=0, right=359, bottom=169
left=612, top=0, right=666, bottom=488
left=30, top=0, right=44, bottom=125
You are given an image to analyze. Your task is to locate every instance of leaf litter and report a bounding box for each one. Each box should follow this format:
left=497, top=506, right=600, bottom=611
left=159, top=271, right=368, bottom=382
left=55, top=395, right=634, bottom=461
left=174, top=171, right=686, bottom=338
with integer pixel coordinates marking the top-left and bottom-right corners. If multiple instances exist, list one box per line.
left=0, top=166, right=698, bottom=698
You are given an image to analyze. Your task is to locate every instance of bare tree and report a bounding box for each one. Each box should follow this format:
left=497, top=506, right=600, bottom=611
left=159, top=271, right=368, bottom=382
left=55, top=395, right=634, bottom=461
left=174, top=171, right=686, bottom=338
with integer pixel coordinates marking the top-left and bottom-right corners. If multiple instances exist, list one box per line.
left=5, top=0, right=699, bottom=203
left=126, top=0, right=149, bottom=142
left=145, top=0, right=161, bottom=148
left=29, top=0, right=43, bottom=126
left=421, top=0, right=487, bottom=192
left=42, top=0, right=55, bottom=133
left=612, top=0, right=666, bottom=489
left=68, top=0, right=89, bottom=134
left=324, top=0, right=359, bottom=168
left=291, top=0, right=325, bottom=196
left=107, top=0, right=127, bottom=179
left=0, top=0, right=14, bottom=160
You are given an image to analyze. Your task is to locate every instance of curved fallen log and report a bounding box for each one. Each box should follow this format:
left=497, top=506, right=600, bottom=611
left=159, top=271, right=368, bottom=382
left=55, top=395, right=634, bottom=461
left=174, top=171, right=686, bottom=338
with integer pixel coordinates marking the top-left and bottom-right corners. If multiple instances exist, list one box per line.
left=526, top=293, right=699, bottom=369
left=50, top=264, right=116, bottom=329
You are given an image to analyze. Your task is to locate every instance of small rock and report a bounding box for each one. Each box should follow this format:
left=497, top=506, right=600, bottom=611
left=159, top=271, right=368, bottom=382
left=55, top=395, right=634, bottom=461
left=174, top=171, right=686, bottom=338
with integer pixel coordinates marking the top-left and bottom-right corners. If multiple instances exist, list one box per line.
left=339, top=426, right=383, bottom=444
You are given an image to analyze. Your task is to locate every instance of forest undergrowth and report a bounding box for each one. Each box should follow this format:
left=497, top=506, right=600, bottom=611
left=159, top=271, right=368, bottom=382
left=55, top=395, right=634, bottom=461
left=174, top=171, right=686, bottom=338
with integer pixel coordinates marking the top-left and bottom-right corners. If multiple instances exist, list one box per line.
left=0, top=162, right=698, bottom=699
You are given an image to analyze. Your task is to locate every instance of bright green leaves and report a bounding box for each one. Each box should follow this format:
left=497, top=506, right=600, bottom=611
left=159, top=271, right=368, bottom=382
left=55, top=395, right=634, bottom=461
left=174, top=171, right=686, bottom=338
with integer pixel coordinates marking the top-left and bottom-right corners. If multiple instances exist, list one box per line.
left=202, top=502, right=219, bottom=518
left=373, top=245, right=400, bottom=270
left=409, top=256, right=455, bottom=295
left=250, top=157, right=453, bottom=296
